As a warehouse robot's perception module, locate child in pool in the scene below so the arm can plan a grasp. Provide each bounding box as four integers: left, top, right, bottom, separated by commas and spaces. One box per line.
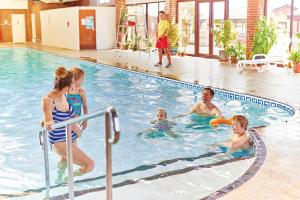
150, 109, 177, 137
151, 109, 170, 131
219, 115, 251, 155
67, 67, 88, 134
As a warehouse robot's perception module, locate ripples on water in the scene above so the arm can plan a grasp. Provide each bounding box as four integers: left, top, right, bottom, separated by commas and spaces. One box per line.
0, 49, 292, 195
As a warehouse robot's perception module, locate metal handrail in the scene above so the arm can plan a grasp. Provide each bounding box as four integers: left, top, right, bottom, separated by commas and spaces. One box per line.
39, 107, 120, 200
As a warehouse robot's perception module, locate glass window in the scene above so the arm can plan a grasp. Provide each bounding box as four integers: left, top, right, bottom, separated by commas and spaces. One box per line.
127, 4, 146, 19
98, 0, 111, 4
267, 0, 291, 41
229, 0, 247, 45
148, 3, 159, 45
159, 2, 165, 12
178, 1, 195, 54
123, 2, 164, 49
199, 2, 210, 55
293, 0, 300, 37
212, 1, 225, 55
127, 4, 147, 47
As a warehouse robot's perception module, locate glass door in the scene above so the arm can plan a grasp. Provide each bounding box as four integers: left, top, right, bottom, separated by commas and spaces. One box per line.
198, 2, 210, 55
178, 1, 196, 55
212, 1, 225, 56
148, 3, 159, 45
198, 0, 225, 57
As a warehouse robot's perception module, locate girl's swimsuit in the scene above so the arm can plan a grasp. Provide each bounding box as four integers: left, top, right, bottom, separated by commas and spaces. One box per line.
48, 102, 77, 146
154, 121, 171, 132
67, 94, 82, 116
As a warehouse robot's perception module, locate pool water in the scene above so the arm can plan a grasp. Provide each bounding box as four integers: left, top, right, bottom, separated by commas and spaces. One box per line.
0, 48, 292, 197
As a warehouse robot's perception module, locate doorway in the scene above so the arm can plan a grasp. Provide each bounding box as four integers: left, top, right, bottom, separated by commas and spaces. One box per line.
79, 9, 96, 49
178, 0, 226, 57
11, 14, 26, 43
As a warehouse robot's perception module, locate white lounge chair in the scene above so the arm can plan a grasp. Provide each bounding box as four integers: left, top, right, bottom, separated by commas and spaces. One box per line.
238, 37, 291, 72
238, 54, 269, 72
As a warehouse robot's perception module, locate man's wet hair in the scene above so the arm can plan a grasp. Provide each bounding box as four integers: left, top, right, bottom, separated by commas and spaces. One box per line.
203, 87, 214, 96
159, 11, 165, 14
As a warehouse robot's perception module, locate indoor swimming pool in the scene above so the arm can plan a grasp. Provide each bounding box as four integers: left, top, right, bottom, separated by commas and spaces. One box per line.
0, 48, 293, 199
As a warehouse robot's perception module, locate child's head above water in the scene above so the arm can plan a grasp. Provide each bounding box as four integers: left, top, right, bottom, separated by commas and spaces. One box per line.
156, 109, 167, 122
232, 115, 248, 135
70, 67, 85, 86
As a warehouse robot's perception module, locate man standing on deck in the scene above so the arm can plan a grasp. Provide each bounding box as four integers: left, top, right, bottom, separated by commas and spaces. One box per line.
154, 11, 172, 68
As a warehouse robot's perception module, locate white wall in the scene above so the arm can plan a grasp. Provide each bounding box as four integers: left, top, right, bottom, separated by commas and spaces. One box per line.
77, 7, 116, 49
31, 14, 36, 42
41, 7, 80, 50
126, 0, 163, 4
40, 6, 115, 50
95, 7, 115, 49
0, 0, 28, 9
11, 14, 26, 43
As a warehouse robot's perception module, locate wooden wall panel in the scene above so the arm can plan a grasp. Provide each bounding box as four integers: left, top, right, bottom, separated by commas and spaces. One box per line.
0, 9, 31, 42
0, 11, 12, 42
79, 9, 96, 49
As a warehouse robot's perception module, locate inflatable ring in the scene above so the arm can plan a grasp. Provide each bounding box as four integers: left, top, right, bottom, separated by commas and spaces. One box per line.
210, 117, 233, 127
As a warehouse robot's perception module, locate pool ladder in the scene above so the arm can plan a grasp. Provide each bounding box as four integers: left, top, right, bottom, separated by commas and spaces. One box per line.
39, 107, 120, 200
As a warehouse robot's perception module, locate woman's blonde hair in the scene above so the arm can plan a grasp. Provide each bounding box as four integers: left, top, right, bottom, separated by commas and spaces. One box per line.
54, 67, 73, 91
70, 67, 85, 81
232, 115, 248, 130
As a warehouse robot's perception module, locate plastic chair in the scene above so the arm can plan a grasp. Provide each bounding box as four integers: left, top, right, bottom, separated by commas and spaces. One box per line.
238, 54, 269, 72
238, 37, 291, 72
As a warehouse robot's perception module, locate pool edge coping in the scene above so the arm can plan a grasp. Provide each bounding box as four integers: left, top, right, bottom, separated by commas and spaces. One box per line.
199, 128, 266, 200
48, 128, 265, 200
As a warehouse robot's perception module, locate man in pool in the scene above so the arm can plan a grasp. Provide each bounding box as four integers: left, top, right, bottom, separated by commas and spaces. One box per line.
175, 87, 222, 118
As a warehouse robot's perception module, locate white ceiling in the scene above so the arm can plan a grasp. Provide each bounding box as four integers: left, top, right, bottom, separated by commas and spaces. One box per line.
0, 0, 28, 9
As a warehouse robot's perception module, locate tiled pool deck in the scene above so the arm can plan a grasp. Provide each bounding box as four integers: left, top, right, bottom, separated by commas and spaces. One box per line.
1, 43, 300, 200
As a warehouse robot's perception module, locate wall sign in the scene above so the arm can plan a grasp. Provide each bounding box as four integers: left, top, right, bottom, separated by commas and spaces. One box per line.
85, 16, 94, 30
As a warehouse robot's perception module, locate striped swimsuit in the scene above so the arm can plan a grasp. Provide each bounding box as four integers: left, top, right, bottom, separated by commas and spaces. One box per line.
48, 102, 77, 146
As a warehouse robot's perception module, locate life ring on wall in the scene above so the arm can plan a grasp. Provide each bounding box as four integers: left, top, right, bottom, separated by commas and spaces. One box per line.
209, 117, 233, 127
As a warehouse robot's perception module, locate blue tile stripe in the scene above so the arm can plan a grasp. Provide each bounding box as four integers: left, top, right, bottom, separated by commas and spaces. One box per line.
94, 63, 295, 116
22, 48, 295, 116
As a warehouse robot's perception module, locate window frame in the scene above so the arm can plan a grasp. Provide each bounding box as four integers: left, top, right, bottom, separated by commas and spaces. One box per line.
264, 0, 298, 41
126, 1, 165, 44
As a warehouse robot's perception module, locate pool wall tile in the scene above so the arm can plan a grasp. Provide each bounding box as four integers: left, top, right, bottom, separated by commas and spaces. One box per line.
95, 63, 295, 116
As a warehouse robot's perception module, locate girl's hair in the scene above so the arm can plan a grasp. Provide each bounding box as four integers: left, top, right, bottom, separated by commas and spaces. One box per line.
70, 67, 85, 81
232, 115, 248, 130
54, 67, 73, 91
157, 108, 167, 118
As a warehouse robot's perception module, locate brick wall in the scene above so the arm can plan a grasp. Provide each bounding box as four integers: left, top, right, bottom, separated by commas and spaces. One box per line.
164, 0, 176, 23
246, 0, 264, 59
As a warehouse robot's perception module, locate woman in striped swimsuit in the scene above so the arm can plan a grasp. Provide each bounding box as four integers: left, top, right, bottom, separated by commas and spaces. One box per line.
42, 67, 94, 175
